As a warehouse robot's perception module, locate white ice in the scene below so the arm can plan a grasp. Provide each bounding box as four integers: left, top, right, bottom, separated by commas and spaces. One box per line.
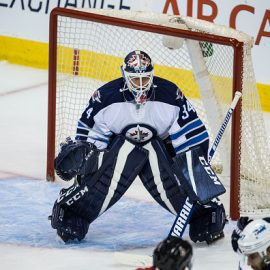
0, 61, 269, 270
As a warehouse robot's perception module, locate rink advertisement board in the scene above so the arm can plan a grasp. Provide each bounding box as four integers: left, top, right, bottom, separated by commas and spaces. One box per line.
0, 0, 269, 106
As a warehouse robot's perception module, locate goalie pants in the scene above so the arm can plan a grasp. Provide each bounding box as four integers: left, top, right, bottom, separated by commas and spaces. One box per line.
63, 135, 203, 224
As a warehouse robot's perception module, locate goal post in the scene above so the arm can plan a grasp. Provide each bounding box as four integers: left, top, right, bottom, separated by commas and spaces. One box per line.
46, 7, 270, 220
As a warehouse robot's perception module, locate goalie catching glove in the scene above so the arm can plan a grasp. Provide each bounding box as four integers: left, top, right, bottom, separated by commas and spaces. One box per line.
54, 137, 93, 181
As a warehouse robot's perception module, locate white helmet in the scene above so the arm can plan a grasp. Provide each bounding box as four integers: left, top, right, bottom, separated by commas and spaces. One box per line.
238, 219, 270, 262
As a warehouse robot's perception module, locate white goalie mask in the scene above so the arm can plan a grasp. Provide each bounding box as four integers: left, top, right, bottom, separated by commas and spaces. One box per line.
238, 219, 270, 263
121, 50, 154, 105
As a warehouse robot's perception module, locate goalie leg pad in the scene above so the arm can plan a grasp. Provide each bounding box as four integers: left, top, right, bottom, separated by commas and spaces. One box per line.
140, 138, 188, 215
189, 201, 226, 244
50, 201, 90, 242
53, 135, 149, 224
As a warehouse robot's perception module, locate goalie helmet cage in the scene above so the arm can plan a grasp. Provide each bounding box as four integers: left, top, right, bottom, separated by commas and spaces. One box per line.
47, 7, 270, 220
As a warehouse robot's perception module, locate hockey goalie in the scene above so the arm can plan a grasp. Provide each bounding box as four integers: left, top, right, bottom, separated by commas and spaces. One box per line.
49, 50, 226, 244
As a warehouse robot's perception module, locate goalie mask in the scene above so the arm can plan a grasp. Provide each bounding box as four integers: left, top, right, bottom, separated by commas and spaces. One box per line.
121, 50, 154, 105
238, 219, 270, 264
153, 236, 193, 270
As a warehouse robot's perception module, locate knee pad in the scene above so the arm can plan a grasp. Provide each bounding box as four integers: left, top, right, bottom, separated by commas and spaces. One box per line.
189, 201, 226, 244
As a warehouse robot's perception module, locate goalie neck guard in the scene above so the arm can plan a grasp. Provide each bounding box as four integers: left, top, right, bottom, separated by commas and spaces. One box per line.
121, 50, 154, 105
153, 236, 193, 270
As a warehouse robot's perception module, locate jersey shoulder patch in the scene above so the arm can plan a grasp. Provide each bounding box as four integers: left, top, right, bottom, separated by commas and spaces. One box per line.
96, 78, 125, 104
89, 78, 125, 110
79, 78, 125, 127
153, 76, 183, 106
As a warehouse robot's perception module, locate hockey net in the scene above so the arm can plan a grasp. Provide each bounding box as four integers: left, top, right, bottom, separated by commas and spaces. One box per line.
47, 7, 270, 219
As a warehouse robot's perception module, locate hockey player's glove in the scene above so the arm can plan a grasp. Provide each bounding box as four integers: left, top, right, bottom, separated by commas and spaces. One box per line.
54, 137, 93, 181
231, 216, 253, 253
49, 201, 90, 242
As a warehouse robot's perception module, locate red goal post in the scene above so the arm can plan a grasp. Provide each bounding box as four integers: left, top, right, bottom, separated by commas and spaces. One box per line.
47, 7, 270, 220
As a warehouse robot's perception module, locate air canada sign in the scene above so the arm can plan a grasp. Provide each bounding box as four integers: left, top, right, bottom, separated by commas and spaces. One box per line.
0, 0, 269, 46
163, 0, 270, 45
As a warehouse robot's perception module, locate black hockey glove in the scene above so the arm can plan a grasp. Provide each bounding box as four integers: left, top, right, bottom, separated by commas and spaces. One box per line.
54, 137, 93, 181
231, 216, 253, 252
49, 201, 90, 242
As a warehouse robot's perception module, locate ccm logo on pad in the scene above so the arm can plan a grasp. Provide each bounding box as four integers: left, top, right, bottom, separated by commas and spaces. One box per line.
199, 156, 221, 185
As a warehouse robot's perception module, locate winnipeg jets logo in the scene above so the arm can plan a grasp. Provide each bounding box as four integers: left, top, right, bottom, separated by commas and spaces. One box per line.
92, 90, 101, 103
254, 225, 266, 236
129, 126, 149, 141
123, 124, 155, 143
128, 53, 150, 71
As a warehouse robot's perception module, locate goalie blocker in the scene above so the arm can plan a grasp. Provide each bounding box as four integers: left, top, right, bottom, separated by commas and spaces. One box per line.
50, 135, 226, 243
166, 144, 226, 243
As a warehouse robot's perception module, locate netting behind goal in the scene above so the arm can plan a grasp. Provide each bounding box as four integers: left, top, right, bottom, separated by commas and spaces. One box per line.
47, 7, 270, 219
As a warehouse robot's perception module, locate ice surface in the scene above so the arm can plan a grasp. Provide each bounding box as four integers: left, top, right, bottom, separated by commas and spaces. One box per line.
0, 177, 240, 270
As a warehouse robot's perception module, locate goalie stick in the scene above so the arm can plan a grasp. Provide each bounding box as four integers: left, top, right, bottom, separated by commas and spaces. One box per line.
208, 91, 242, 162
169, 91, 242, 238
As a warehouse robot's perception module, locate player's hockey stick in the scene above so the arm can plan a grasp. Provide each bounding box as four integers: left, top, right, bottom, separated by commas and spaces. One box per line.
169, 91, 242, 238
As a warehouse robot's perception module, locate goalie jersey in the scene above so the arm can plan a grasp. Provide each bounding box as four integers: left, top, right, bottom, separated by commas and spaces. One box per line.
75, 76, 209, 156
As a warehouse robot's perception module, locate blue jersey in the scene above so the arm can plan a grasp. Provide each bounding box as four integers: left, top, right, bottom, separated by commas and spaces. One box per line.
76, 76, 209, 156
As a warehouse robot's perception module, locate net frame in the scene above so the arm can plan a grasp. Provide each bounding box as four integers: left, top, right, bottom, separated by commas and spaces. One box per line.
47, 7, 246, 219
